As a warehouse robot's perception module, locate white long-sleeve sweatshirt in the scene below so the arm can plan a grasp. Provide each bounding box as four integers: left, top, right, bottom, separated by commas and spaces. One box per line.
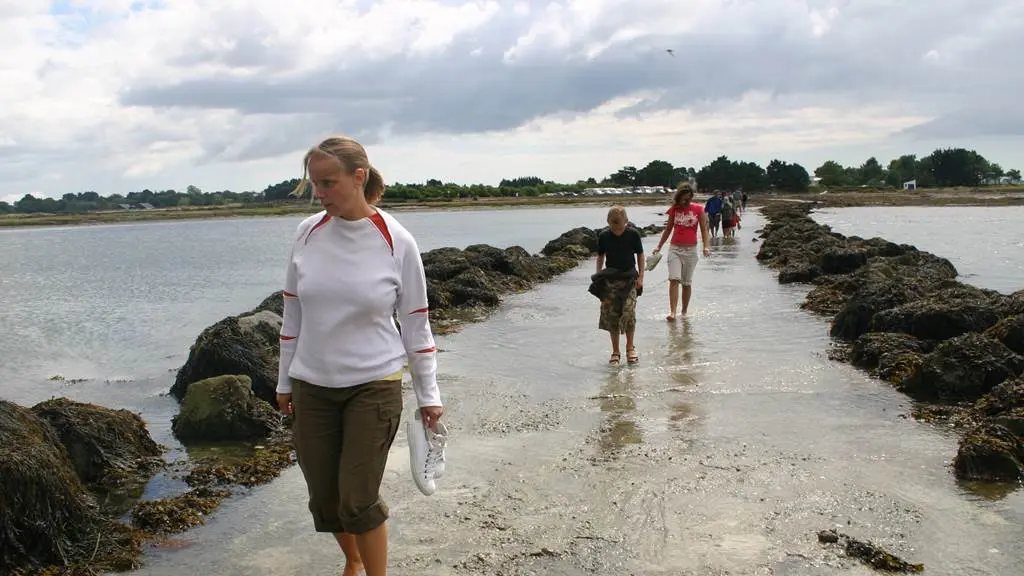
275, 208, 441, 408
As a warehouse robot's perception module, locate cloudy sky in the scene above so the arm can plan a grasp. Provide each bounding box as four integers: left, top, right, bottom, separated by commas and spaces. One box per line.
2, 0, 1022, 201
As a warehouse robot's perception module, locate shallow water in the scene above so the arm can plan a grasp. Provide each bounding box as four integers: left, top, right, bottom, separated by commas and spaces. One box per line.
1, 206, 1022, 575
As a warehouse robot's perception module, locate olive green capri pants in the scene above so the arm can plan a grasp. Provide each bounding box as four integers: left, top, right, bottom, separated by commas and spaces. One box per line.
291, 378, 403, 535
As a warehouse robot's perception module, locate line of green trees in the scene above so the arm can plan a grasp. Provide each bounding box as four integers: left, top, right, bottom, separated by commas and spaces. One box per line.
815, 149, 1021, 188
2, 147, 1018, 215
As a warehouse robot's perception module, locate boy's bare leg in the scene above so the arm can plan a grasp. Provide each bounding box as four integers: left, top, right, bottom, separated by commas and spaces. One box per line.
626, 330, 638, 363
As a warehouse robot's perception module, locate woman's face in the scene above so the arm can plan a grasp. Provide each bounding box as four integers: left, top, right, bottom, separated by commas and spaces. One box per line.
308, 153, 367, 217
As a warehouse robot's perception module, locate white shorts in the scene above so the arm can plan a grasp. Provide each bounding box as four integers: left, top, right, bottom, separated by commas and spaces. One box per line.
667, 244, 699, 285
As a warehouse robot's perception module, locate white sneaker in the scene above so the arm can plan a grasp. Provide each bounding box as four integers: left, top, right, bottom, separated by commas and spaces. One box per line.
407, 410, 448, 496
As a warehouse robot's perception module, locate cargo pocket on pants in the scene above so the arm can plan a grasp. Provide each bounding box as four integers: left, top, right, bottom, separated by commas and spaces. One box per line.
378, 402, 402, 453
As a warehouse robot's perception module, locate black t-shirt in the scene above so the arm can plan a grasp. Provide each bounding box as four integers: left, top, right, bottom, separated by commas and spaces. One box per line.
597, 227, 644, 272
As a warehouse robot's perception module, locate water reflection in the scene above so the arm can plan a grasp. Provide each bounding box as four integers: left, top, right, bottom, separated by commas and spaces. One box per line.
664, 318, 700, 388
711, 236, 742, 260
595, 369, 642, 458
957, 478, 1022, 502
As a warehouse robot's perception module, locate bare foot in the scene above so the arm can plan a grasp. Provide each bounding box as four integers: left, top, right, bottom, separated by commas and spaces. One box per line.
343, 562, 366, 576
666, 314, 676, 322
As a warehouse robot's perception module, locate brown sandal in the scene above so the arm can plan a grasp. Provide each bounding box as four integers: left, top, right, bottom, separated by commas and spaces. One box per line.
627, 347, 639, 364
609, 353, 620, 365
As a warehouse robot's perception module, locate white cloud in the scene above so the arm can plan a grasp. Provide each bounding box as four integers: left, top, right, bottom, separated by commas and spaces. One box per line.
0, 0, 1022, 201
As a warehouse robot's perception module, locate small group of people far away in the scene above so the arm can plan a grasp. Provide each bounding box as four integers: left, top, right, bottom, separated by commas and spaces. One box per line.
589, 181, 743, 365
702, 187, 746, 238
271, 135, 747, 575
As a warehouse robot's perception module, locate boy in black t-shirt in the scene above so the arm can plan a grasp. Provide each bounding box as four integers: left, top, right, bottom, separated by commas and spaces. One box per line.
594, 206, 645, 365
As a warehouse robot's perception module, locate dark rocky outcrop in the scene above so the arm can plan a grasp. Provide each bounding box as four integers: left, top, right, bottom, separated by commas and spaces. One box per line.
899, 333, 1024, 401
253, 290, 284, 316
0, 400, 140, 575
869, 284, 1007, 341
985, 315, 1024, 355
975, 377, 1024, 436
171, 375, 282, 444
31, 398, 164, 491
171, 308, 283, 407
542, 226, 600, 257
850, 332, 928, 371
757, 201, 1024, 484
953, 423, 1023, 482
423, 244, 578, 313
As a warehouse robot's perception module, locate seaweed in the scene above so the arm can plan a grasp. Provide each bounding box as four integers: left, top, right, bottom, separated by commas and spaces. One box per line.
130, 487, 231, 534
0, 401, 142, 575
818, 529, 924, 573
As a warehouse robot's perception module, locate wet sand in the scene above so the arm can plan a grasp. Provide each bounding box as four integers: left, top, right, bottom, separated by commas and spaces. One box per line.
138, 209, 1023, 576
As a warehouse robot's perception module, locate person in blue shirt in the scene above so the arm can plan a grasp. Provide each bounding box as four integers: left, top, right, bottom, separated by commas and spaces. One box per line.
704, 190, 723, 237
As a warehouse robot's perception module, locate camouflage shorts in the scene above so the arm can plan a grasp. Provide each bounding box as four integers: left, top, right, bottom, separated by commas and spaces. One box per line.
598, 278, 637, 333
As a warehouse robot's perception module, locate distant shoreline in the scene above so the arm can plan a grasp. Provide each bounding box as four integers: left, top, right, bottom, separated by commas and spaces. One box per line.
2, 187, 1022, 229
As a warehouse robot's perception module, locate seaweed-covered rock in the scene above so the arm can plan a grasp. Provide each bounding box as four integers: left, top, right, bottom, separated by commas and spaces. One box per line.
802, 283, 847, 315
442, 267, 504, 308
778, 261, 821, 284
30, 398, 164, 490
1008, 289, 1024, 316
869, 283, 1007, 341
422, 247, 473, 281
850, 333, 926, 370
952, 423, 1024, 482
0, 401, 139, 574
830, 278, 919, 341
973, 377, 1024, 436
985, 315, 1024, 355
974, 377, 1024, 415
857, 237, 909, 258
876, 351, 925, 386
818, 246, 868, 275
421, 241, 578, 316
171, 375, 282, 444
828, 256, 959, 342
252, 290, 284, 316
901, 333, 1024, 401
541, 226, 598, 257
130, 486, 230, 535
171, 309, 282, 406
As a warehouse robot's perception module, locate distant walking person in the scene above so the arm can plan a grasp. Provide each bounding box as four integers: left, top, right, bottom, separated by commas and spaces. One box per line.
740, 190, 748, 212
654, 182, 711, 321
720, 195, 737, 238
275, 135, 444, 576
704, 189, 723, 237
591, 206, 645, 365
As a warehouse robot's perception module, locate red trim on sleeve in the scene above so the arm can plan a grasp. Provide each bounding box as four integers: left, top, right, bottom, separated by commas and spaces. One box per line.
304, 214, 331, 244
369, 211, 393, 253
409, 307, 429, 315
280, 335, 296, 341
283, 290, 297, 298
415, 346, 436, 354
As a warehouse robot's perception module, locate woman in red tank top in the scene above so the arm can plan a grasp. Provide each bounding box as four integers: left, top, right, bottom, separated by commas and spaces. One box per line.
653, 182, 711, 320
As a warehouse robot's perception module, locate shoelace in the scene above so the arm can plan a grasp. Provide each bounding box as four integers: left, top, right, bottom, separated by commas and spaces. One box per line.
423, 434, 446, 476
